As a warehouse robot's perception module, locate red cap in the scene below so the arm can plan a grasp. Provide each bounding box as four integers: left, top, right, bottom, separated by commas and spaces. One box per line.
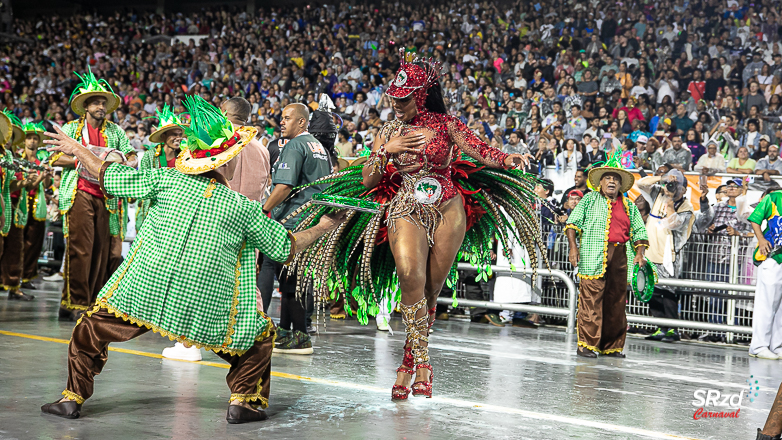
568, 189, 584, 198
385, 64, 428, 99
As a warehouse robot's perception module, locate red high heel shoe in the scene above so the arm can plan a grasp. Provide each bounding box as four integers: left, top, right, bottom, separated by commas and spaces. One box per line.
411, 363, 433, 398
392, 344, 415, 400
392, 365, 415, 400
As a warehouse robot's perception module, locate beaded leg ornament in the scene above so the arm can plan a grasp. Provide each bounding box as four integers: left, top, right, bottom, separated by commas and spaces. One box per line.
398, 297, 433, 398
392, 297, 429, 400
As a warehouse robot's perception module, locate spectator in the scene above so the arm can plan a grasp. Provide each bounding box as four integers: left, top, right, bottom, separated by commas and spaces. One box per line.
742, 121, 765, 153
685, 128, 706, 164
560, 169, 590, 207
671, 103, 694, 135
564, 105, 587, 141
755, 145, 782, 190
555, 189, 583, 225
727, 146, 757, 174
661, 134, 692, 171
638, 170, 695, 343
745, 81, 768, 114
694, 143, 727, 175
534, 178, 558, 227
655, 70, 679, 104
335, 129, 353, 157
555, 139, 582, 177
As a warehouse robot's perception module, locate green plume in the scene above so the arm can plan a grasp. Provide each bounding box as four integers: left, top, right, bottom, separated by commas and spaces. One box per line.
69, 66, 115, 104
179, 96, 234, 151
21, 122, 45, 134
155, 104, 184, 128
2, 109, 22, 127
591, 149, 624, 170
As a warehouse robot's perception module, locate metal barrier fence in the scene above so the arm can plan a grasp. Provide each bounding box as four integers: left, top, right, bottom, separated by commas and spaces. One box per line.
447, 224, 758, 343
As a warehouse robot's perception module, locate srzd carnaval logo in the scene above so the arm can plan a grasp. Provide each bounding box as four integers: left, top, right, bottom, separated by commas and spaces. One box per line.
690, 376, 760, 420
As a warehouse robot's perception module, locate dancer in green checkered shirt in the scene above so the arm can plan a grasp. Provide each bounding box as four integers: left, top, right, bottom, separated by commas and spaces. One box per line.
565, 157, 648, 359
40, 96, 345, 424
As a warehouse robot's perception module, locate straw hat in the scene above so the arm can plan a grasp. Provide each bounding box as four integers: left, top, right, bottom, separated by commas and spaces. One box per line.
21, 121, 46, 143
587, 151, 635, 194
69, 68, 120, 116
2, 109, 25, 146
149, 105, 189, 144
0, 111, 11, 146
174, 96, 257, 175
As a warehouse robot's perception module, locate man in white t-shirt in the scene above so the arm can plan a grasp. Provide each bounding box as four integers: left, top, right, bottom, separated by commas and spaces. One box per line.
655, 70, 679, 104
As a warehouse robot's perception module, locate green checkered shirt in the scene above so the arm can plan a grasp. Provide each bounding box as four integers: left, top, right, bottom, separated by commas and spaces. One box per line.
566, 191, 648, 279
135, 144, 164, 233
93, 164, 292, 354
0, 149, 13, 235
58, 118, 134, 238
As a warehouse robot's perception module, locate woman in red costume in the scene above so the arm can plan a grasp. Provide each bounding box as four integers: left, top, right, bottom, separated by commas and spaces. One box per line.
362, 55, 530, 399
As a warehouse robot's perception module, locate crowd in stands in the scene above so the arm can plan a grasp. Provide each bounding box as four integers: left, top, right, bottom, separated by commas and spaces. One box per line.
0, 0, 778, 177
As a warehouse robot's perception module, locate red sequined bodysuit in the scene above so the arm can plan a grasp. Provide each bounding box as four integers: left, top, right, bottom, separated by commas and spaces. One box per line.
378, 109, 509, 245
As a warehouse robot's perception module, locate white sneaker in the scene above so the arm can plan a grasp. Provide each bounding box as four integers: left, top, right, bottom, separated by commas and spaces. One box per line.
749, 347, 779, 360
43, 273, 64, 281
376, 317, 390, 331
162, 342, 202, 361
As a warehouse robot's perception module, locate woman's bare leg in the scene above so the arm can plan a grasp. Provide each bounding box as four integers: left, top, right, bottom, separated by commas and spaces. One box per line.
417, 196, 467, 383
388, 217, 429, 389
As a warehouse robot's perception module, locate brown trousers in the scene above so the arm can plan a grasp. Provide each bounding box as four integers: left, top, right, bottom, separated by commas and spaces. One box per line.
0, 210, 24, 290
66, 308, 275, 407
61, 190, 110, 311
577, 242, 628, 354
107, 235, 123, 277
23, 211, 46, 282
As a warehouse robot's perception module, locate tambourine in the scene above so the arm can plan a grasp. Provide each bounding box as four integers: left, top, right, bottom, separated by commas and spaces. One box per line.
77, 146, 126, 184
631, 259, 657, 303
311, 193, 381, 214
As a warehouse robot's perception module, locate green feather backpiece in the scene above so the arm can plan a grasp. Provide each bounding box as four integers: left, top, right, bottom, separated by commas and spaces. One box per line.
282, 155, 548, 325
179, 96, 234, 152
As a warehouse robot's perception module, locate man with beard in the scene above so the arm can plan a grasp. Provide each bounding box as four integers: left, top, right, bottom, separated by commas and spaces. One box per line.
49, 70, 136, 321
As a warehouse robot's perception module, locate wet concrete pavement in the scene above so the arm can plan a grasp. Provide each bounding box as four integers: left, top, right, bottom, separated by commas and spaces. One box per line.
0, 281, 776, 440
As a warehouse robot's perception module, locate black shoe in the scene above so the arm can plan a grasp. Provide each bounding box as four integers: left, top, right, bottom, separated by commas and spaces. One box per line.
603, 351, 626, 358
21, 281, 36, 290
41, 399, 81, 419
58, 308, 73, 321
8, 290, 34, 301
226, 404, 268, 424
275, 328, 293, 347
577, 347, 597, 358
661, 330, 681, 343
757, 428, 781, 440
274, 330, 313, 355
645, 329, 665, 341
